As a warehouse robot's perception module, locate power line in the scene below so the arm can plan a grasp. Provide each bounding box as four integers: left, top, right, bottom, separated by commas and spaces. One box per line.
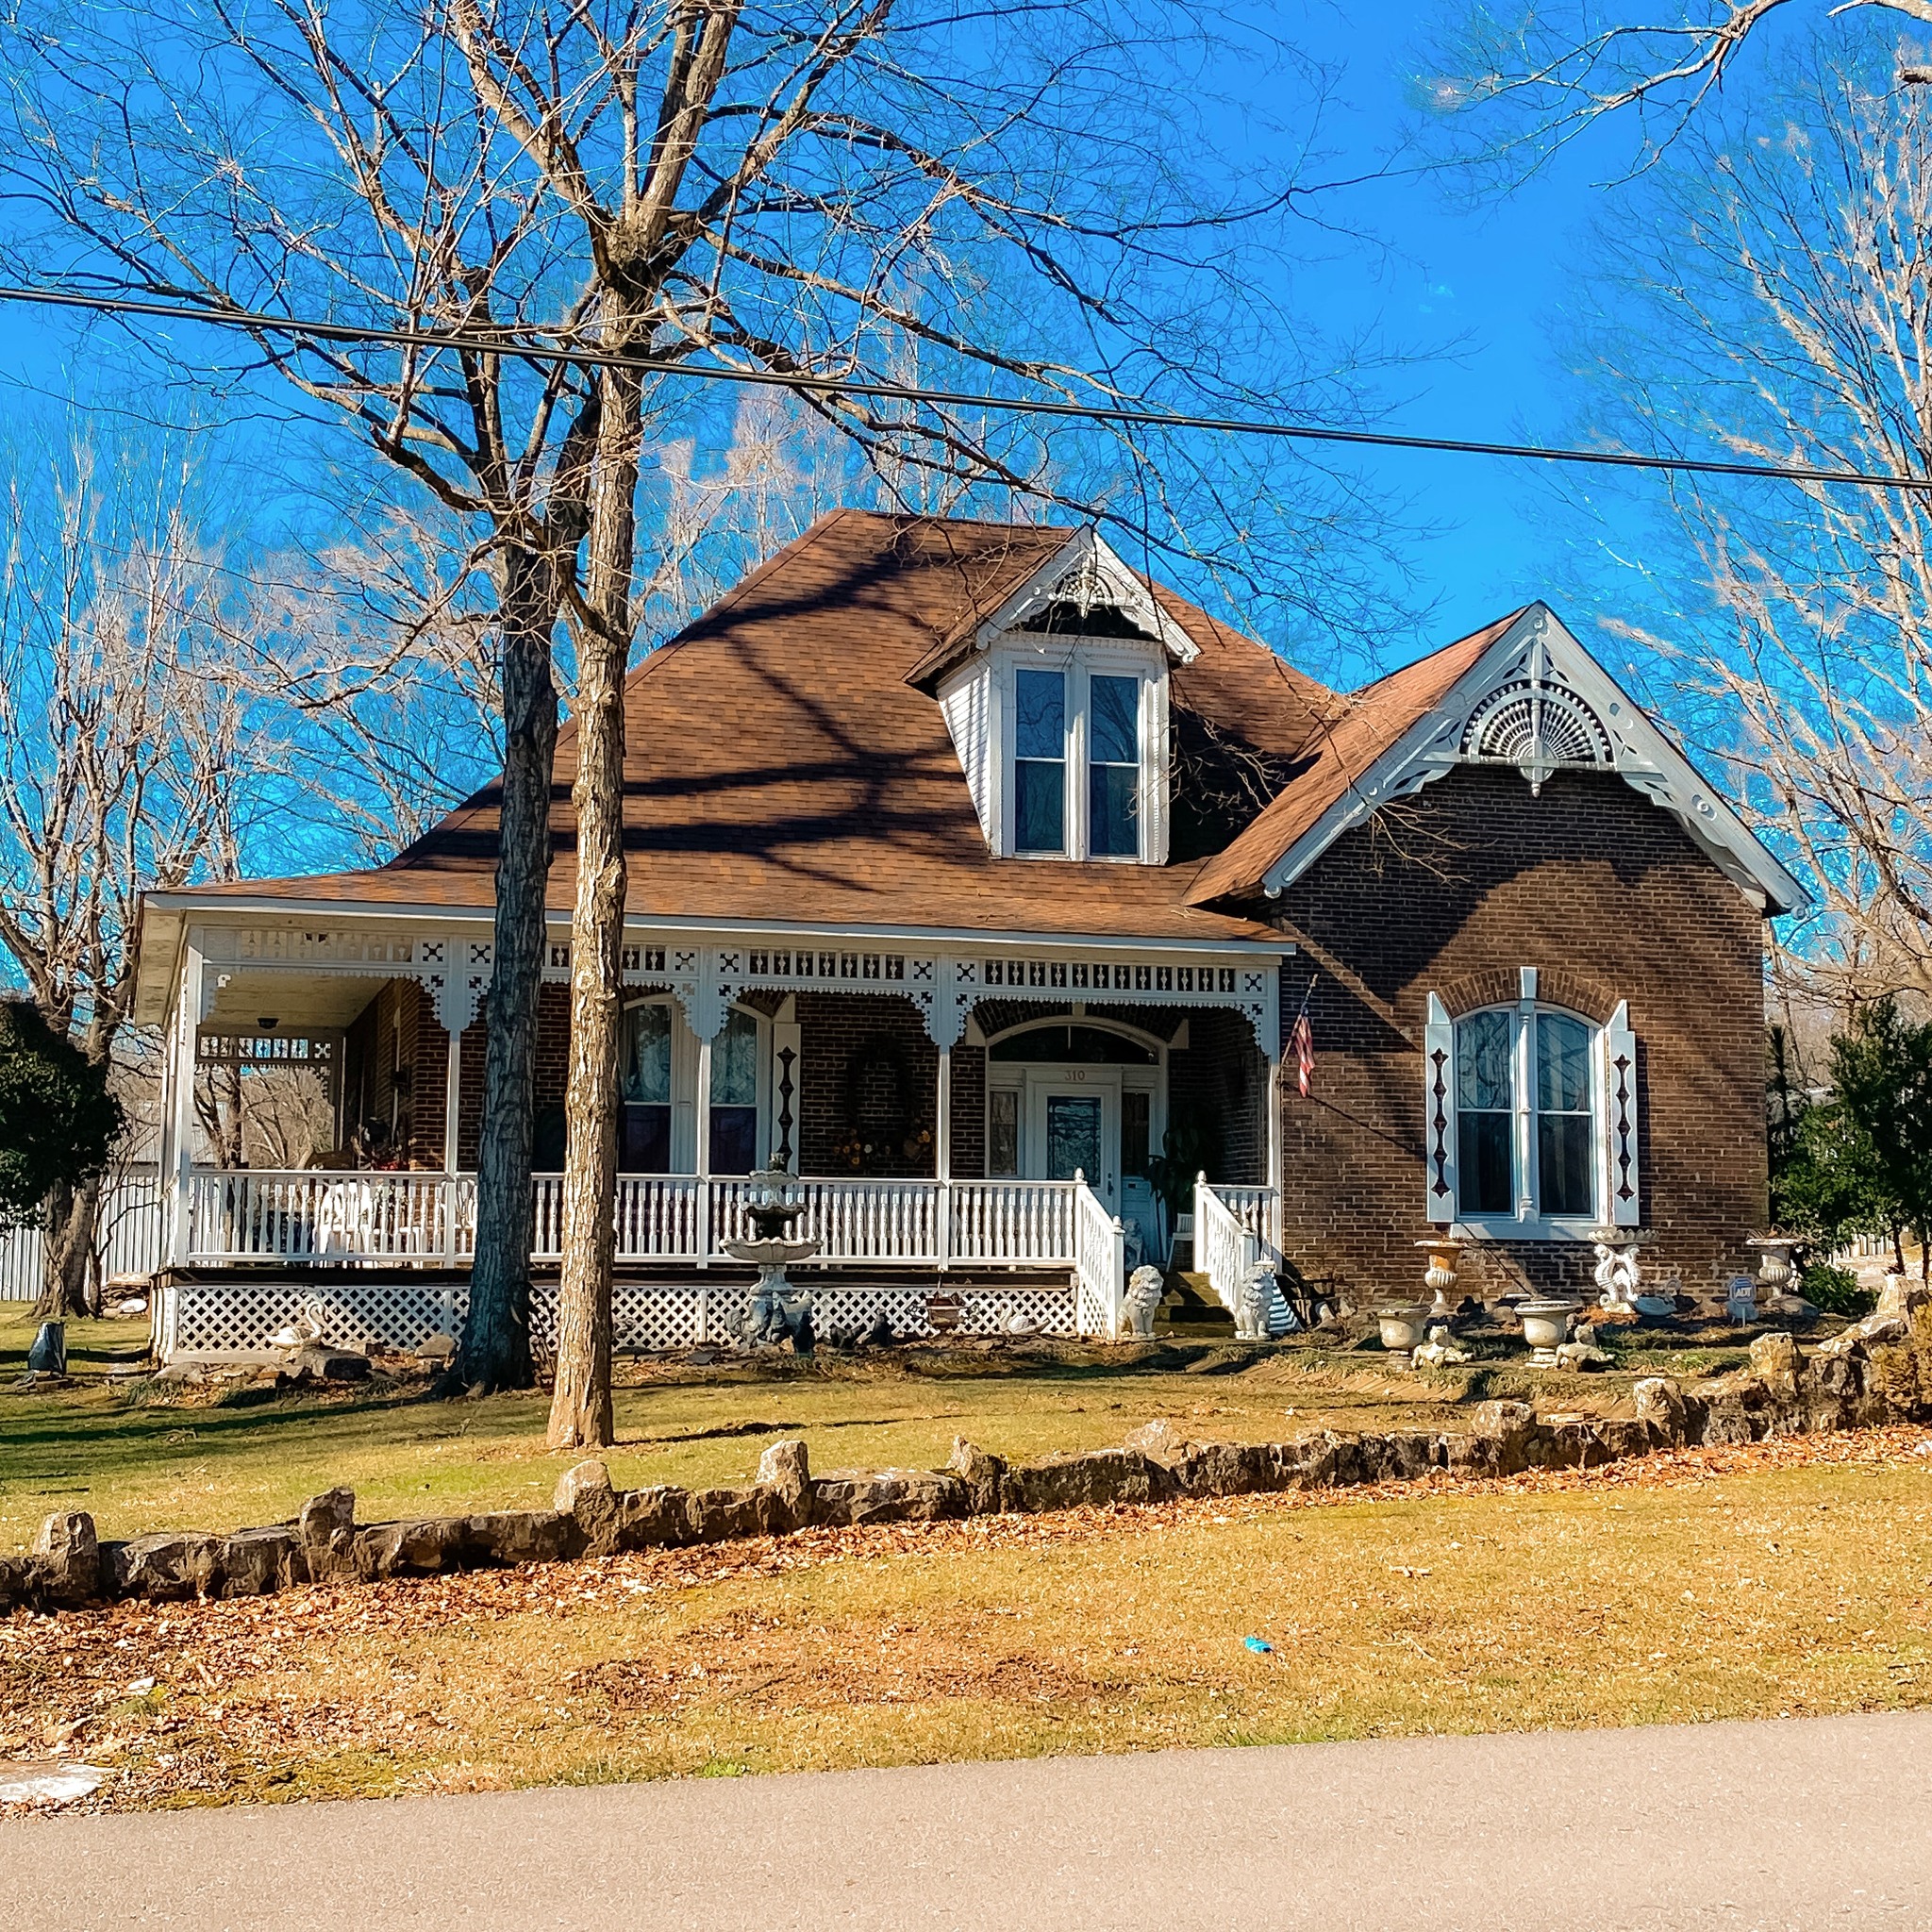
2, 280, 1926, 494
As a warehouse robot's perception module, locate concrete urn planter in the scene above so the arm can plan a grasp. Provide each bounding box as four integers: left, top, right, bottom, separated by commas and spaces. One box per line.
1517, 1299, 1582, 1353
1375, 1306, 1431, 1353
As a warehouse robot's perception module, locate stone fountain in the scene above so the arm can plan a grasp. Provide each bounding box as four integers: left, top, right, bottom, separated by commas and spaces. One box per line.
724, 1154, 821, 1351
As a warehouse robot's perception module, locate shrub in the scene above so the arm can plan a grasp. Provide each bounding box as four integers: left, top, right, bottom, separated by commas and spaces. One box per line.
1797, 1259, 1874, 1319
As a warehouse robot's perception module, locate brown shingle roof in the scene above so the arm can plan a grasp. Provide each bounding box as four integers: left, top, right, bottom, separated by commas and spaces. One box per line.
187, 509, 1347, 945
1184, 608, 1527, 907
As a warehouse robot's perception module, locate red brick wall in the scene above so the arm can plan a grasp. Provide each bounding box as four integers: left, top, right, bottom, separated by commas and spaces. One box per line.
796, 992, 940, 1177
1169, 1007, 1267, 1185
1269, 765, 1769, 1305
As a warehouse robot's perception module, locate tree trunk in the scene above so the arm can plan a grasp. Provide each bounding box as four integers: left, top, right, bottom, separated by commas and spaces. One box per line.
548, 350, 642, 1452
461, 543, 563, 1393
36, 1174, 102, 1320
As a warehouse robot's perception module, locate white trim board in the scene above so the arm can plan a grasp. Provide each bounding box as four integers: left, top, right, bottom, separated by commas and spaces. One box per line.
1256, 604, 1808, 916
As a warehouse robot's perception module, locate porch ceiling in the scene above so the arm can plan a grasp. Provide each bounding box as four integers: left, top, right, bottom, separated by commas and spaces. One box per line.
198, 968, 382, 1035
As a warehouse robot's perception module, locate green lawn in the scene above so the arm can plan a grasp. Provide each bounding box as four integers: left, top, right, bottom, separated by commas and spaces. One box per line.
0, 1302, 1757, 1554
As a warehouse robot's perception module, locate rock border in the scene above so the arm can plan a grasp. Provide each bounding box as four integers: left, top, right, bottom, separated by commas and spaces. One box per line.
7, 1319, 1927, 1615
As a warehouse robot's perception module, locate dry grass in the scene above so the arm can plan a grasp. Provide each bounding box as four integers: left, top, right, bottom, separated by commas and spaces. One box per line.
0, 1299, 1655, 1555
5, 1427, 1930, 1812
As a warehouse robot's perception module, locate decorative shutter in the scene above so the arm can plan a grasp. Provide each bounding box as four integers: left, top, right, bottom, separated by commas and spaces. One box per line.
770, 1022, 802, 1169
1424, 991, 1457, 1224
1599, 999, 1641, 1227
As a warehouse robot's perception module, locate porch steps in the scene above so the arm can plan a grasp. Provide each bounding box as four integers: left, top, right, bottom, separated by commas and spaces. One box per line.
1156, 1272, 1234, 1336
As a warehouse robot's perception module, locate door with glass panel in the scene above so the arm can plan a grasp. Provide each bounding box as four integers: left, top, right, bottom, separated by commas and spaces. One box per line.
1024, 1072, 1120, 1210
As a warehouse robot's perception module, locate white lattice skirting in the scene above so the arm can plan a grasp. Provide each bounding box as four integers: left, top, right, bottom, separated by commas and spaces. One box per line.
160, 1277, 1080, 1360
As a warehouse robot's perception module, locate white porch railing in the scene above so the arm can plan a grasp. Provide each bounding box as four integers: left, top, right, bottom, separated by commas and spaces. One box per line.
182, 1168, 1106, 1275
184, 1169, 473, 1264
1073, 1174, 1126, 1338
1193, 1175, 1290, 1335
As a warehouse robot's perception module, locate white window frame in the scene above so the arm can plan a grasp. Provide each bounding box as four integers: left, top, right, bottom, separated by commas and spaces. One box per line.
989, 641, 1169, 863
622, 993, 770, 1175
1425, 972, 1636, 1241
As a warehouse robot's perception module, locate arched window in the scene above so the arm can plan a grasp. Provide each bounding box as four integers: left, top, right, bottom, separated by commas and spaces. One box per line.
1452, 1003, 1599, 1224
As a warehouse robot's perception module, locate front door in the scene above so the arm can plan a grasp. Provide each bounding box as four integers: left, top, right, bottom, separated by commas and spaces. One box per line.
1024, 1070, 1120, 1210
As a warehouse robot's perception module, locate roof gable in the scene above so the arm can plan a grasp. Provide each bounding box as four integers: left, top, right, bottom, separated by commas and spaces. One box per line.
1188, 603, 1807, 915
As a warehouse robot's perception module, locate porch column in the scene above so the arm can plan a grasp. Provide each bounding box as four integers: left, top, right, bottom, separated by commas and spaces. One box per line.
167, 947, 203, 1267
695, 1032, 712, 1269
934, 1045, 952, 1271
442, 1031, 461, 1174
1265, 1050, 1284, 1258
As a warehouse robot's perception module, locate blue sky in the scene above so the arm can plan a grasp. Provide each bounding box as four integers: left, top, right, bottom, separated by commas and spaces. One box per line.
0, 0, 1790, 681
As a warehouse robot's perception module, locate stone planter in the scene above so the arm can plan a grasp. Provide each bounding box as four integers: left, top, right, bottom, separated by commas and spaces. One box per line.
1416, 1238, 1464, 1317
1517, 1299, 1582, 1362
1375, 1305, 1431, 1354
1747, 1234, 1800, 1302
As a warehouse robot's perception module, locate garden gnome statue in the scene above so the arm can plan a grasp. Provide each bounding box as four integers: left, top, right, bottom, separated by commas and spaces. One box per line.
1123, 1265, 1164, 1340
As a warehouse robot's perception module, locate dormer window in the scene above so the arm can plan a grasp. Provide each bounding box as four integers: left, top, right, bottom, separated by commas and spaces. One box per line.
1089, 675, 1141, 857
1003, 658, 1156, 861
924, 526, 1190, 866
1015, 669, 1068, 854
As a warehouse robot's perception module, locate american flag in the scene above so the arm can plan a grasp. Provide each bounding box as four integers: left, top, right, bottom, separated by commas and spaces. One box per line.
1291, 1008, 1315, 1097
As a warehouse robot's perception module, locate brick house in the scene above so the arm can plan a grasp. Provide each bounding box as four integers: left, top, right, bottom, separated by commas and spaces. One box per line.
133, 510, 1803, 1353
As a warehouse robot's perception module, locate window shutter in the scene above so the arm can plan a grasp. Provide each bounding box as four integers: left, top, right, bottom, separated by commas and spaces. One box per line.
1599, 999, 1640, 1227
770, 1022, 802, 1169
1424, 991, 1456, 1224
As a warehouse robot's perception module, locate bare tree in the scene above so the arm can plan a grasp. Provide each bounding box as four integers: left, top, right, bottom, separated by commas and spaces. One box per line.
1518, 42, 1932, 1003
6, 0, 1411, 1427
1, 0, 606, 1387
435, 0, 1411, 1448
1421, 0, 1932, 172
0, 425, 260, 1315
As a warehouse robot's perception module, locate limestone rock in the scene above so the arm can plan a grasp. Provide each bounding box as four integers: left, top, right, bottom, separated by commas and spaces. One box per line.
415, 1332, 459, 1365
686, 1485, 778, 1543
1633, 1376, 1688, 1442
283, 1345, 371, 1384
1749, 1330, 1801, 1395
812, 1469, 967, 1526
352, 1517, 467, 1579
216, 1525, 307, 1595
755, 1439, 812, 1516
105, 1531, 227, 1601
461, 1509, 575, 1567
610, 1486, 693, 1551
1466, 1400, 1541, 1474
1001, 1446, 1172, 1514
554, 1458, 614, 1514
945, 1437, 1006, 1514
32, 1510, 99, 1605
297, 1487, 356, 1567
1121, 1419, 1192, 1464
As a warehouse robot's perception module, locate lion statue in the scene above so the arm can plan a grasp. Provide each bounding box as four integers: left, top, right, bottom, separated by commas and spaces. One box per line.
1122, 1264, 1166, 1340
1234, 1262, 1279, 1341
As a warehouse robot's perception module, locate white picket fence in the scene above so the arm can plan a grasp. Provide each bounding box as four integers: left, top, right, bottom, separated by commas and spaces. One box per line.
0, 1168, 165, 1301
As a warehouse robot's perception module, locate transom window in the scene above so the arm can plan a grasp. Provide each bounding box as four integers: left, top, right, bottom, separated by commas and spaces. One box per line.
1455, 1005, 1598, 1224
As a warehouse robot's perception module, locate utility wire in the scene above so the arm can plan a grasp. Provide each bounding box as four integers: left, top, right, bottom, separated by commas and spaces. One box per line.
3, 280, 1926, 494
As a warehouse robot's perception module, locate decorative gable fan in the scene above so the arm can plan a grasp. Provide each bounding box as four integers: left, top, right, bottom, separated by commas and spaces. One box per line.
1457, 618, 1614, 795
1460, 677, 1613, 793
975, 525, 1199, 663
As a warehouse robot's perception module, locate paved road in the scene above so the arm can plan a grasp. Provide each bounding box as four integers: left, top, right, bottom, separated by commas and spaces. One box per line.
5, 1712, 1930, 1930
